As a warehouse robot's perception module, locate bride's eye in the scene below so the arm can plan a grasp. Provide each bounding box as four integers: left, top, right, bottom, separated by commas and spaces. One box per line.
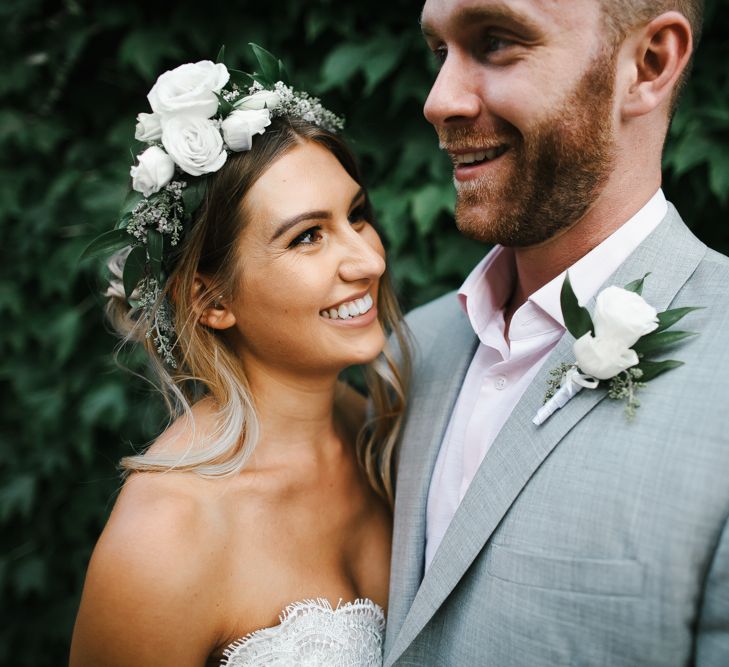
348, 201, 371, 225
289, 226, 323, 247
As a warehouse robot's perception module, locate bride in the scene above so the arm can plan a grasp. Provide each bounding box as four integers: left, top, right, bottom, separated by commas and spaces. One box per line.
70, 49, 410, 666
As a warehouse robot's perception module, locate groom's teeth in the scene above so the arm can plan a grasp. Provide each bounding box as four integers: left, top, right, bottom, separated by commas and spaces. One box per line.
321, 293, 374, 320
455, 147, 505, 165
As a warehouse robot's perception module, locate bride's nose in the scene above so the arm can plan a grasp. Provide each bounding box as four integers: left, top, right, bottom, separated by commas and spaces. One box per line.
337, 227, 386, 283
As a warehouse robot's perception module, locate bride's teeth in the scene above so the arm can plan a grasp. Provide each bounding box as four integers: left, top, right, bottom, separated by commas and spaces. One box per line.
328, 308, 338, 319
355, 298, 366, 313
364, 293, 373, 308
322, 310, 330, 318
338, 304, 350, 319
321, 292, 374, 320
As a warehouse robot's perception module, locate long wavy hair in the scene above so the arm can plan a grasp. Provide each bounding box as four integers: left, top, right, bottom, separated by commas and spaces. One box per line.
106, 117, 411, 504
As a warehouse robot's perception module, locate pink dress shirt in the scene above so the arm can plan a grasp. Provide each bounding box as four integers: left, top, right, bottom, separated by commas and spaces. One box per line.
424, 189, 669, 569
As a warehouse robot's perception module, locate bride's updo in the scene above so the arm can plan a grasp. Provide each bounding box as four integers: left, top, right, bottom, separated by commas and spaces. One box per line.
105, 116, 410, 503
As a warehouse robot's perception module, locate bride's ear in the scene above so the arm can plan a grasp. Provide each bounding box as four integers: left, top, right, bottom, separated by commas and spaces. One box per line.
193, 274, 236, 330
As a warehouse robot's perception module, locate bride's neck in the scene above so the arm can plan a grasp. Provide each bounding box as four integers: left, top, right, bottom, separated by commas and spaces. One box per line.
243, 359, 344, 465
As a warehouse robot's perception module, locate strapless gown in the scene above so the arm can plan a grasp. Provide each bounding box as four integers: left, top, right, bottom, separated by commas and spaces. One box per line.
219, 598, 385, 666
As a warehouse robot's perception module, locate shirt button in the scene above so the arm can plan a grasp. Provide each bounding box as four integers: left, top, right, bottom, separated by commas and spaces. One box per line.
495, 375, 507, 390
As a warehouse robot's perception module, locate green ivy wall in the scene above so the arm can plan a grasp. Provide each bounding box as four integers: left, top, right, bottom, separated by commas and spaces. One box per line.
1, 1, 727, 663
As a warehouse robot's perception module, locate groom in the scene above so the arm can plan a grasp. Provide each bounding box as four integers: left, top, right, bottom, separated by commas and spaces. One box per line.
386, 1, 729, 665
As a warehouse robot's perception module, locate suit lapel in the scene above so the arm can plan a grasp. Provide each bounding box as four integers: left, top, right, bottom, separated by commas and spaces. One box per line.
384, 299, 478, 656
385, 206, 706, 665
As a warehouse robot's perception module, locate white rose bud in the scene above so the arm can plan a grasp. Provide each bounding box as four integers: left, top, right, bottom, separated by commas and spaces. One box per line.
221, 109, 271, 152
161, 115, 227, 176
147, 60, 230, 119
234, 90, 282, 111
130, 146, 175, 197
593, 286, 659, 348
573, 333, 640, 380
134, 112, 162, 142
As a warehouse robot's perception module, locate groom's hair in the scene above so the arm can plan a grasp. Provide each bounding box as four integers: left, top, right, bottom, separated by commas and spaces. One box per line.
599, 0, 704, 108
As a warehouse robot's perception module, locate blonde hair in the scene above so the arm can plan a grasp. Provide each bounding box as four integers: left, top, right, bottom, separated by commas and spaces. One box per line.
106, 117, 411, 504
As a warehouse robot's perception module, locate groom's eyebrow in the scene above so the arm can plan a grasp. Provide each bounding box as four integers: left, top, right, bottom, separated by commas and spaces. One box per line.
420, 5, 541, 38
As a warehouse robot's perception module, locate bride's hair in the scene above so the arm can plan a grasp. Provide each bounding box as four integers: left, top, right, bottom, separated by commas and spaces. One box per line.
106, 117, 410, 504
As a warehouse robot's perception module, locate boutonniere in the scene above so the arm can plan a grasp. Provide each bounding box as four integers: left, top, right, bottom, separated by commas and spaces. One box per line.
532, 273, 700, 426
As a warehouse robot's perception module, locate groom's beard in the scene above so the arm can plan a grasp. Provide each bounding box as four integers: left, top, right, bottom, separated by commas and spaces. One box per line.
441, 48, 618, 248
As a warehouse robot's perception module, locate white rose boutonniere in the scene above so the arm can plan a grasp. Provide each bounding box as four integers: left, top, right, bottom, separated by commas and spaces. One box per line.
533, 273, 700, 425
221, 108, 272, 151
148, 60, 230, 119
161, 115, 227, 176
130, 145, 175, 197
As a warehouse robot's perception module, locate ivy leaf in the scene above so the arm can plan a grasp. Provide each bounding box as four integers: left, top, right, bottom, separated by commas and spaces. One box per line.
216, 45, 226, 64
249, 43, 280, 84
655, 306, 703, 333
635, 359, 684, 382
560, 273, 594, 339
624, 273, 650, 295
633, 330, 697, 356
147, 229, 164, 281
123, 245, 146, 297
80, 228, 130, 260
411, 183, 453, 235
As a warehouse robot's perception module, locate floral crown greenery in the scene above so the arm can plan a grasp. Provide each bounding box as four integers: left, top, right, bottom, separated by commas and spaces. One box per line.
82, 44, 344, 367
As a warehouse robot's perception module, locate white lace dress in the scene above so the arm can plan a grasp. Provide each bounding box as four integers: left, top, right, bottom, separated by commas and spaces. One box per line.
220, 598, 385, 666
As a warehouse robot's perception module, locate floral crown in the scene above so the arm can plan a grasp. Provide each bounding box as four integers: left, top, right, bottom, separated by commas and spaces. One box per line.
83, 44, 344, 367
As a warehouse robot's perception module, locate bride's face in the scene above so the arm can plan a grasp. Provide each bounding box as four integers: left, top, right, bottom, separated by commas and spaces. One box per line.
228, 141, 387, 376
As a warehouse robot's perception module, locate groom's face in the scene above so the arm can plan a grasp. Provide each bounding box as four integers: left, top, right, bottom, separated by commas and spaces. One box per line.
421, 0, 618, 247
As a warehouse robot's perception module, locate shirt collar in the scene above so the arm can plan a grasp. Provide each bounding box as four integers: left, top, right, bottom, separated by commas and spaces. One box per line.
458, 188, 669, 332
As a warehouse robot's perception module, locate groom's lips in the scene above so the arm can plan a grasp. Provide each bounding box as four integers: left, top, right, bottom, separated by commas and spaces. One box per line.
448, 145, 510, 182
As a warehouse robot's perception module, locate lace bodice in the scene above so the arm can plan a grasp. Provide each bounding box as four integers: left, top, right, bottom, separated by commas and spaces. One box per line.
220, 598, 385, 666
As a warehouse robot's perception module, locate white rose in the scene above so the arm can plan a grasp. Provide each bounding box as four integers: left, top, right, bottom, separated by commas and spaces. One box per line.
573, 333, 640, 380
593, 285, 659, 348
221, 109, 271, 152
147, 60, 230, 119
130, 146, 175, 197
161, 115, 227, 176
234, 90, 281, 111
134, 112, 162, 142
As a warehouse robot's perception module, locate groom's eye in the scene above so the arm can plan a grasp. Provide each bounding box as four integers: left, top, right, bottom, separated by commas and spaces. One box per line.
431, 46, 448, 67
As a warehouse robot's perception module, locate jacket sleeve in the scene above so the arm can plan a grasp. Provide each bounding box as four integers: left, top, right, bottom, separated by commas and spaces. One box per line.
696, 513, 729, 666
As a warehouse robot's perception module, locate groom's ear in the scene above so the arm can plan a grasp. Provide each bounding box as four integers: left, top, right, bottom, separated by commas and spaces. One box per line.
193, 273, 236, 330
618, 11, 692, 120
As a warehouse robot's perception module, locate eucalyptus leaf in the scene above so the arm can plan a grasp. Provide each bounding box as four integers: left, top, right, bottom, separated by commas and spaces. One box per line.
624, 273, 650, 294
655, 306, 703, 333
560, 273, 594, 339
123, 245, 146, 297
147, 229, 164, 281
635, 359, 684, 382
633, 330, 697, 356
249, 43, 280, 84
80, 228, 131, 260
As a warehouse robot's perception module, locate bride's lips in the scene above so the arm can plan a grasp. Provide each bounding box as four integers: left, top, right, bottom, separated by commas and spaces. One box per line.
319, 289, 378, 328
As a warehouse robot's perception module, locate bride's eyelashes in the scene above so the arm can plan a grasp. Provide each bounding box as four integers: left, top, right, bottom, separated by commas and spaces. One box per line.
287, 202, 372, 248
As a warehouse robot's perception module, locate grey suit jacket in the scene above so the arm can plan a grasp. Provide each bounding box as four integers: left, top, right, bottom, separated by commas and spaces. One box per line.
385, 206, 729, 666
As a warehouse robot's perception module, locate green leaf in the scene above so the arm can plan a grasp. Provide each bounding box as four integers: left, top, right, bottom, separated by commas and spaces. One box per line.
277, 59, 289, 83
249, 43, 280, 84
633, 330, 697, 356
214, 91, 233, 118
182, 179, 207, 219
216, 45, 226, 64
635, 359, 684, 382
228, 68, 251, 89
560, 273, 593, 339
241, 70, 271, 88
655, 306, 703, 333
80, 228, 131, 260
624, 273, 650, 294
320, 43, 365, 90
147, 229, 164, 281
411, 184, 453, 235
119, 189, 144, 220
123, 245, 146, 297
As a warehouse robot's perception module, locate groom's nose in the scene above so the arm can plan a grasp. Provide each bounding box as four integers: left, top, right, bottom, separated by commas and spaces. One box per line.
424, 50, 482, 127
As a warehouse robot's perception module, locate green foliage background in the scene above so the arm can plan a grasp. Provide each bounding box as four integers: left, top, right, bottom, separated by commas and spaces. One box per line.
1, 0, 727, 662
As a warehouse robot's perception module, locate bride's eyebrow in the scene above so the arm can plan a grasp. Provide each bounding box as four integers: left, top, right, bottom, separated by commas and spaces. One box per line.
270, 188, 366, 241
